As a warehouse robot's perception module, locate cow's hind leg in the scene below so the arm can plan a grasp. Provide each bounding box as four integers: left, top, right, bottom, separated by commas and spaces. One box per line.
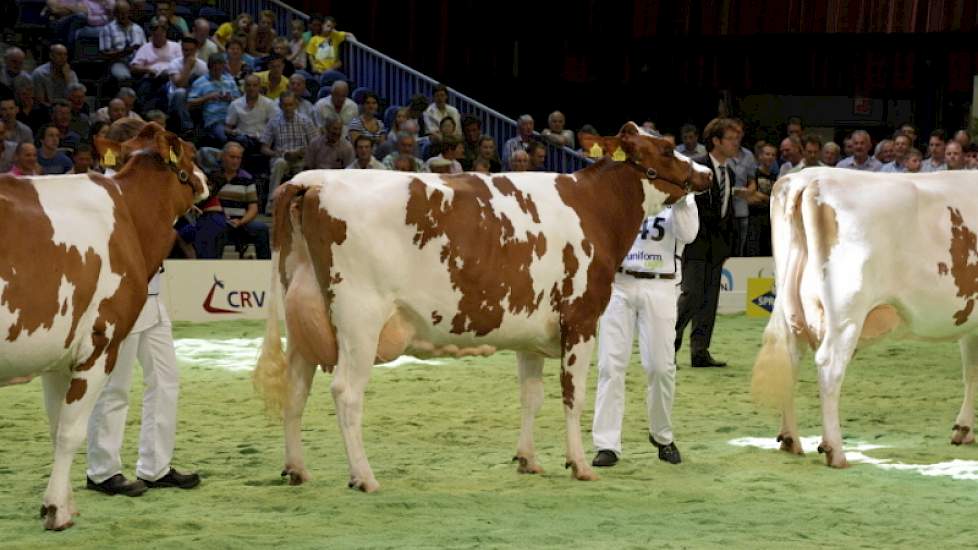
778, 335, 804, 455
814, 323, 860, 469
952, 334, 978, 445
513, 352, 545, 474
40, 365, 109, 530
561, 338, 599, 481
282, 349, 317, 485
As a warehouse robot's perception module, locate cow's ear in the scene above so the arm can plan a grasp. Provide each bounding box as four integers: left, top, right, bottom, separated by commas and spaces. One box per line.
579, 133, 625, 159
154, 131, 183, 166
93, 136, 122, 169
139, 121, 166, 140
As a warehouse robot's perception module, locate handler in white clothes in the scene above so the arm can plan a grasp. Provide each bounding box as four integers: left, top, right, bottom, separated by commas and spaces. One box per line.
591, 193, 699, 467
86, 271, 200, 495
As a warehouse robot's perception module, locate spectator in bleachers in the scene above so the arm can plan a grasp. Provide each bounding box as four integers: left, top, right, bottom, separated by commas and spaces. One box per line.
225, 74, 278, 154
526, 140, 546, 171
314, 79, 357, 131
90, 120, 109, 141
954, 129, 971, 149
842, 135, 853, 157
261, 91, 318, 212
303, 14, 323, 42
509, 149, 530, 172
66, 83, 92, 136
821, 141, 840, 166
37, 125, 74, 175
188, 53, 241, 142
93, 94, 142, 125
77, 0, 115, 40
460, 115, 483, 170
144, 109, 167, 127
348, 91, 386, 150
130, 17, 182, 111
263, 38, 296, 77
422, 116, 458, 158
100, 0, 146, 82
900, 123, 918, 147
501, 114, 535, 170
0, 48, 29, 90
422, 84, 461, 141
225, 74, 278, 153
71, 143, 95, 173
254, 55, 288, 100
47, 0, 88, 46
347, 134, 385, 169
474, 135, 501, 173
14, 79, 49, 130
192, 18, 220, 63
304, 112, 354, 170
9, 142, 41, 175
795, 134, 824, 173
728, 120, 757, 257
785, 116, 803, 140
966, 144, 978, 169
223, 38, 254, 89
392, 156, 415, 172
677, 124, 706, 157
776, 135, 802, 176
210, 142, 270, 259
50, 100, 82, 150
381, 131, 423, 172
836, 129, 881, 171
881, 132, 912, 173
289, 74, 315, 121
166, 36, 207, 135
287, 19, 309, 72
743, 141, 777, 257
0, 98, 33, 144
922, 130, 947, 172
214, 12, 253, 49
905, 147, 923, 172
152, 1, 189, 39
248, 10, 277, 57
542, 110, 574, 149
33, 44, 78, 106
641, 120, 657, 133
945, 140, 966, 170
407, 94, 428, 134
874, 139, 894, 164
306, 15, 354, 75
472, 158, 491, 174
0, 121, 16, 172
661, 133, 676, 146
424, 134, 463, 173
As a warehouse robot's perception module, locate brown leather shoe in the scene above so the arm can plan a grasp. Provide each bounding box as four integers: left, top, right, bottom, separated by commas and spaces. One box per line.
86, 474, 148, 497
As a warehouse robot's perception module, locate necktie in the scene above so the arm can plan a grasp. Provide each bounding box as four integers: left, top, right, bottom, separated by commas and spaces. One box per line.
718, 166, 727, 217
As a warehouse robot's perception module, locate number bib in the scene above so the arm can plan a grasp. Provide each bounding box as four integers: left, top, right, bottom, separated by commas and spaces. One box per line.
620, 206, 679, 274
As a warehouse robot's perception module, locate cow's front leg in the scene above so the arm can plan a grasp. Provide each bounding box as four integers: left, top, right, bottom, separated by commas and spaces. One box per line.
41, 365, 109, 530
282, 350, 316, 485
561, 338, 599, 481
815, 324, 859, 469
513, 352, 545, 474
952, 335, 978, 445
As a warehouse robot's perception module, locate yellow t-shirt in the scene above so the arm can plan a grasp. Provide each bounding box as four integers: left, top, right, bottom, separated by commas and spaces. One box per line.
305, 31, 347, 73
255, 70, 288, 100
214, 22, 235, 46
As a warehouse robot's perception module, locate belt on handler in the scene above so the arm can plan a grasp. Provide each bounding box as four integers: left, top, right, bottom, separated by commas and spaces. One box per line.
617, 268, 676, 280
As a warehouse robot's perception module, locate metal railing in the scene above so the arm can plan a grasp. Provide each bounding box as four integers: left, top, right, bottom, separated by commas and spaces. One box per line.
209, 0, 591, 173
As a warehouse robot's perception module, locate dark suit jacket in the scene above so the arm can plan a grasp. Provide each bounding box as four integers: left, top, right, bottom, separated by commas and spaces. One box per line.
683, 153, 735, 264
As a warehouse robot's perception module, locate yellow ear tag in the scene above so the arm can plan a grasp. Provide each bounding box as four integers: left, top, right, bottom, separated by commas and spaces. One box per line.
169, 147, 179, 164
612, 147, 627, 161
588, 143, 604, 158
103, 149, 117, 167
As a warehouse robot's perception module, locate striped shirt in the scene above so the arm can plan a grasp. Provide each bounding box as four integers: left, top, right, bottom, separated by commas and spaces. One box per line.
211, 169, 258, 219
260, 111, 318, 153
99, 19, 146, 54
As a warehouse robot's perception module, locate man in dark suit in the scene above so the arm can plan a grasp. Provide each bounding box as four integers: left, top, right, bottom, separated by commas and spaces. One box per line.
675, 117, 740, 368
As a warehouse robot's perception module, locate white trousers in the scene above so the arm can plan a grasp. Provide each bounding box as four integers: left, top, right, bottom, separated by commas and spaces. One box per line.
592, 273, 678, 455
86, 296, 179, 482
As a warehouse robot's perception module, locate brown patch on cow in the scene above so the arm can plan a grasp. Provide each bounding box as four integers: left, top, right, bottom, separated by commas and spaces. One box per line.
330, 272, 343, 285
404, 174, 546, 336
492, 176, 540, 223
946, 207, 978, 326
813, 197, 840, 264
550, 162, 647, 351
859, 305, 904, 342
560, 244, 578, 296
299, 191, 348, 305
65, 377, 87, 403
431, 311, 443, 325
272, 184, 312, 288
567, 353, 577, 366
560, 366, 574, 408
581, 238, 592, 256
938, 262, 949, 276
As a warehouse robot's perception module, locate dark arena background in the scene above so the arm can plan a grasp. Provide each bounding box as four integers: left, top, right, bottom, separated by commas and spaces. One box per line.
2, 0, 978, 547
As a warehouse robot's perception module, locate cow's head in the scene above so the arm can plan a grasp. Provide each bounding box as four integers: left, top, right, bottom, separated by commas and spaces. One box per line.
580, 122, 713, 205
94, 121, 209, 206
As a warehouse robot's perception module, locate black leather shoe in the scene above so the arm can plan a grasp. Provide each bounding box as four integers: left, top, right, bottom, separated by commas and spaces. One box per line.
86, 474, 148, 497
650, 435, 682, 464
691, 353, 727, 368
139, 468, 201, 489
591, 450, 619, 467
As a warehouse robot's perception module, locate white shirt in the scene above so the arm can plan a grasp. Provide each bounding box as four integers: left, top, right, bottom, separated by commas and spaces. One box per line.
620, 194, 699, 276
226, 95, 280, 138
346, 157, 386, 170
165, 55, 208, 93
130, 40, 181, 76
422, 103, 461, 137
313, 96, 358, 131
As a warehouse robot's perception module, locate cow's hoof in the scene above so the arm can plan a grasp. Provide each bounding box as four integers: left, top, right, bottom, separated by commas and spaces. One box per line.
281, 467, 311, 486
776, 434, 803, 455
565, 461, 599, 481
347, 477, 380, 493
951, 424, 975, 446
40, 504, 74, 531
817, 443, 849, 468
513, 455, 544, 474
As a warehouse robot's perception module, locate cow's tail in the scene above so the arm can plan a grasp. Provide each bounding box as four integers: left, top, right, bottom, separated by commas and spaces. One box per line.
253, 183, 308, 418
751, 176, 806, 409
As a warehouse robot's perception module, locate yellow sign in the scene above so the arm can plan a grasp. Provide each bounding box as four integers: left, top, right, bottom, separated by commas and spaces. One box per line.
588, 143, 604, 158
611, 147, 627, 161
746, 277, 775, 318
102, 149, 117, 167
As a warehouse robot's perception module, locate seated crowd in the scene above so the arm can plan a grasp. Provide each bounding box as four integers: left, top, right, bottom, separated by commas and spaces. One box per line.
2, 5, 974, 262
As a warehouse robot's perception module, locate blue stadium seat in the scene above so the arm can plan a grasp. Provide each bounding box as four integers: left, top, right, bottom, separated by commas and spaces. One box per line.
316, 85, 332, 101
383, 105, 400, 130
319, 69, 347, 87
351, 87, 370, 105
199, 6, 228, 27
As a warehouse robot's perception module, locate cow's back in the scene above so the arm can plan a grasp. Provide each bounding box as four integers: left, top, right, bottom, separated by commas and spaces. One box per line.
0, 175, 128, 376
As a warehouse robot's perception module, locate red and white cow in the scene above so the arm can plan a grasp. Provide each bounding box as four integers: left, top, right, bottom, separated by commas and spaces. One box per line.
254, 122, 712, 490
752, 167, 978, 467
0, 122, 207, 530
